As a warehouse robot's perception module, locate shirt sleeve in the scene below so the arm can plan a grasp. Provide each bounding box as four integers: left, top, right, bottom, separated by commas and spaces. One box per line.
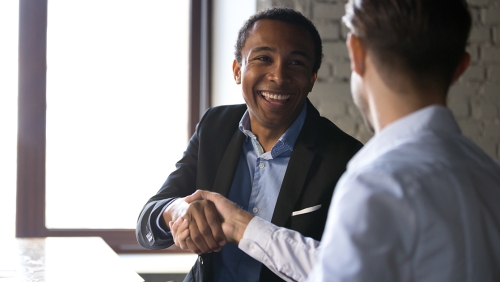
307, 168, 417, 282
239, 216, 320, 282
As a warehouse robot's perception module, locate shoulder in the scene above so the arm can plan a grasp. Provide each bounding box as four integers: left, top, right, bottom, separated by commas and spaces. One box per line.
335, 144, 431, 212
342, 143, 436, 197
196, 104, 247, 133
341, 132, 500, 201
303, 101, 363, 154
201, 104, 247, 122
369, 132, 500, 181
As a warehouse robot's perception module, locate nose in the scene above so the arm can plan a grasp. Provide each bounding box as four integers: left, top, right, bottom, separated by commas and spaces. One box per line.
267, 60, 291, 85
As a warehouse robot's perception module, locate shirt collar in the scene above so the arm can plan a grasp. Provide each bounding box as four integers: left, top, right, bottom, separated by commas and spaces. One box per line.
348, 105, 461, 171
238, 102, 307, 158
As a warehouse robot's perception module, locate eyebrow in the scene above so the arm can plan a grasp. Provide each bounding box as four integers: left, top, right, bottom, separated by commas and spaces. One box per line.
251, 46, 312, 61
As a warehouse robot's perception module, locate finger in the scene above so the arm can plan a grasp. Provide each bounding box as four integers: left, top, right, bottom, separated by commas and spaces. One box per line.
169, 218, 183, 247
169, 219, 179, 246
185, 193, 227, 248
189, 202, 224, 251
177, 228, 190, 250
169, 221, 177, 246
189, 219, 213, 253
185, 236, 201, 255
186, 191, 229, 217
185, 190, 207, 203
185, 222, 209, 255
185, 190, 220, 203
172, 217, 198, 252
173, 218, 191, 250
169, 217, 181, 235
204, 201, 226, 247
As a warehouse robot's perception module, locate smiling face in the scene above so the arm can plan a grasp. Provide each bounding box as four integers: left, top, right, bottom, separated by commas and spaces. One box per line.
233, 19, 318, 136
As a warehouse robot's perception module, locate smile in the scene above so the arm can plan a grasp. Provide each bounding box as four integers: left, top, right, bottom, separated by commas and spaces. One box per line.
259, 91, 291, 101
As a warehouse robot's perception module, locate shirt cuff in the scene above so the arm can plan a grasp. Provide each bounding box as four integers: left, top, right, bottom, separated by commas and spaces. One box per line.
238, 216, 277, 261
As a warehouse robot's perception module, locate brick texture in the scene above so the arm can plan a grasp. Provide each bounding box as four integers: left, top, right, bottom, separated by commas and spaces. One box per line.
468, 0, 489, 6
489, 65, 500, 81
470, 26, 491, 42
257, 0, 500, 160
485, 6, 500, 24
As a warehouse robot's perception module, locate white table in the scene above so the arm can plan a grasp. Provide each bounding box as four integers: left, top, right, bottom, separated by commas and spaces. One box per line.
0, 237, 144, 282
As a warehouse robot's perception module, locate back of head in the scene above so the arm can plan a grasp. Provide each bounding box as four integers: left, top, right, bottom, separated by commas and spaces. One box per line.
343, 0, 471, 93
235, 7, 323, 74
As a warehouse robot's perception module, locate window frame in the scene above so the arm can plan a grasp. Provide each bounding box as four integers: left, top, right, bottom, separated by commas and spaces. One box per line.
16, 0, 212, 253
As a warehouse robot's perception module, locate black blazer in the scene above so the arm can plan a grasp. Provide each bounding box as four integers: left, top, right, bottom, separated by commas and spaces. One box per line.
136, 99, 363, 282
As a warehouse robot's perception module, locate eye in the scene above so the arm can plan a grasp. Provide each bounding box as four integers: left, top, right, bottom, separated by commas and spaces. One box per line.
290, 60, 305, 66
254, 56, 271, 62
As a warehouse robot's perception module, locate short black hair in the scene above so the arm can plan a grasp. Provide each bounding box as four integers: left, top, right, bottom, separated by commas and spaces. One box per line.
343, 0, 472, 92
235, 7, 323, 74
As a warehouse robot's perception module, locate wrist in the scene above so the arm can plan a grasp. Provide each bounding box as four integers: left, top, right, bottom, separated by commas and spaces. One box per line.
231, 210, 254, 243
164, 198, 188, 227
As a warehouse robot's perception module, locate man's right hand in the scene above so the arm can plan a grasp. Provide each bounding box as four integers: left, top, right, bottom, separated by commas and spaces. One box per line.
163, 197, 226, 254
184, 190, 254, 244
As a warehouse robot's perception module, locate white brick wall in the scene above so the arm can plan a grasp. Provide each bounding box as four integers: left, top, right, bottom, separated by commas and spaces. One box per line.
257, 0, 500, 160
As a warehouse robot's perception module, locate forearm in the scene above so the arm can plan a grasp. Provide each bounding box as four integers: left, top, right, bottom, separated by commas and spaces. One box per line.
239, 217, 320, 282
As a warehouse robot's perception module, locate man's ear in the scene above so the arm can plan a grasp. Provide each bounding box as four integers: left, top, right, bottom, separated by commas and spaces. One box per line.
308, 72, 318, 93
347, 33, 366, 76
232, 60, 241, 84
450, 52, 471, 86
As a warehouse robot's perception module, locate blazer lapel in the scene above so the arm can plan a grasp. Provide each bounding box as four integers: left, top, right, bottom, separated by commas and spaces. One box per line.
271, 100, 319, 227
212, 129, 246, 197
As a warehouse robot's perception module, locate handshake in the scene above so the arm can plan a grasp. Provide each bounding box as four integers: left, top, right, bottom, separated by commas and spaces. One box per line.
164, 190, 254, 254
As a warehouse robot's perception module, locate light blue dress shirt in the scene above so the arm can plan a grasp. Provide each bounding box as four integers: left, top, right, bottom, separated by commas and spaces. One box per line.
212, 103, 307, 282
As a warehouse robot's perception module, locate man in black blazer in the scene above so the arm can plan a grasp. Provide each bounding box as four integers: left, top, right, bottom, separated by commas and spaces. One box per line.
136, 7, 362, 282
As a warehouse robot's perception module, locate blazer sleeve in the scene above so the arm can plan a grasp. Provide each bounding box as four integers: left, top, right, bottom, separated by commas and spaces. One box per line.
136, 110, 208, 250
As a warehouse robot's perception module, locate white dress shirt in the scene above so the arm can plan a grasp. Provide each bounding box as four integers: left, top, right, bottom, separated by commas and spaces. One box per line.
239, 105, 500, 282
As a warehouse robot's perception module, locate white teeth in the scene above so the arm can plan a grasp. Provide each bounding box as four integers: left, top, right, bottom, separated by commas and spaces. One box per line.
261, 91, 291, 100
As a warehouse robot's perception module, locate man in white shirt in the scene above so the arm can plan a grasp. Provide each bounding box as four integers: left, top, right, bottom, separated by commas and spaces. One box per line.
171, 0, 500, 281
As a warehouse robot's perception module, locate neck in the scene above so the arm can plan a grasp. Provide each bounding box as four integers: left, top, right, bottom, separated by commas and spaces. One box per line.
364, 58, 447, 134
248, 121, 286, 152
369, 90, 446, 134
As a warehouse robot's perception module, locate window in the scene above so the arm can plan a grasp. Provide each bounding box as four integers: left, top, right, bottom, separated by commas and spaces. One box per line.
17, 0, 212, 253
45, 0, 189, 230
0, 0, 19, 242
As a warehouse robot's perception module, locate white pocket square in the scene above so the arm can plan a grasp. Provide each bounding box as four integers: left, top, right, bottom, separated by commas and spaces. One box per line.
292, 204, 322, 216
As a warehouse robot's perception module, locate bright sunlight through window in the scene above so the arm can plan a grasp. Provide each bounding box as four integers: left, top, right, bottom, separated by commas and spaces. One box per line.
45, 0, 189, 229
0, 1, 19, 240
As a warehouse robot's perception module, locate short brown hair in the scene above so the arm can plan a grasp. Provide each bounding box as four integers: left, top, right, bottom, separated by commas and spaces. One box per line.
343, 0, 471, 92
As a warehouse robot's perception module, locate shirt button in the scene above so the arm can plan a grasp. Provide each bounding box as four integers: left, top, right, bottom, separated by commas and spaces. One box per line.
259, 163, 265, 168
253, 207, 259, 213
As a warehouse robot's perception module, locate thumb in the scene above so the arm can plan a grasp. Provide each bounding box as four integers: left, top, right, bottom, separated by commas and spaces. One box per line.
185, 190, 208, 204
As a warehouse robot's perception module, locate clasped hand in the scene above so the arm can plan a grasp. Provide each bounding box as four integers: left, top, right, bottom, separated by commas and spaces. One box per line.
166, 190, 254, 254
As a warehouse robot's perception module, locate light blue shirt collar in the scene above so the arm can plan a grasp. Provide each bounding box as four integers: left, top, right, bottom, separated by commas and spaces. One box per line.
238, 102, 307, 158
